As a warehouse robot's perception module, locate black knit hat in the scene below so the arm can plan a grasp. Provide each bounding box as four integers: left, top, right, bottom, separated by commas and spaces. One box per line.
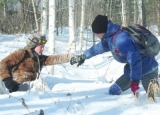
92, 15, 108, 33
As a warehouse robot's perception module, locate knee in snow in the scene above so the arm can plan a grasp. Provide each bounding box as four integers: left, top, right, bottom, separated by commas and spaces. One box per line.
109, 83, 122, 95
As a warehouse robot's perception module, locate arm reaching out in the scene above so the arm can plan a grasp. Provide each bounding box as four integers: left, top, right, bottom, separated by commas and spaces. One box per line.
70, 54, 85, 67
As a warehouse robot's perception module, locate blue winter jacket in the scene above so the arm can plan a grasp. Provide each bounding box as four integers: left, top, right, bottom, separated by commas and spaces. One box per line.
83, 20, 158, 81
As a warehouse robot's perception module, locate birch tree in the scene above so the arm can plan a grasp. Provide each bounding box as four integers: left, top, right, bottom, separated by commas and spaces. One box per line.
47, 0, 55, 75
134, 0, 138, 23
137, 0, 146, 26
41, 0, 48, 35
137, 0, 143, 25
68, 0, 75, 53
3, 0, 7, 17
157, 1, 160, 35
79, 0, 85, 52
127, 0, 131, 24
31, 0, 39, 31
106, 0, 111, 16
121, 0, 127, 26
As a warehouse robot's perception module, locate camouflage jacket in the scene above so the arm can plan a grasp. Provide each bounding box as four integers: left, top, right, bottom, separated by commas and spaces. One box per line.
0, 46, 73, 83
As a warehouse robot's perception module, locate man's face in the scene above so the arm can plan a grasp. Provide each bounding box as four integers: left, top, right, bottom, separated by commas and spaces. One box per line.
34, 44, 44, 55
95, 33, 105, 40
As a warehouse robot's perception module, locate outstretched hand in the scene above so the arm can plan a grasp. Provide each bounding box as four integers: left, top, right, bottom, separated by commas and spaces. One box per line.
70, 54, 85, 67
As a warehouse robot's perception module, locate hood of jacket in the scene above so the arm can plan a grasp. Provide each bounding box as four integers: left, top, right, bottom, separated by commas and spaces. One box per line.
104, 20, 121, 38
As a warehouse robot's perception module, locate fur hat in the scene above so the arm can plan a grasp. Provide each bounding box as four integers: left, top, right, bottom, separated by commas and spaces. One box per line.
91, 15, 108, 33
26, 33, 46, 49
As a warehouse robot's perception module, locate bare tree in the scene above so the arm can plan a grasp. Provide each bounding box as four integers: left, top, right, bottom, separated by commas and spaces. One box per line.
142, 0, 146, 27
68, 0, 75, 53
137, 0, 142, 24
47, 0, 56, 75
134, 0, 138, 24
121, 0, 127, 26
127, 0, 131, 25
157, 1, 160, 35
0, 0, 159, 36
3, 0, 7, 17
79, 0, 85, 52
41, 0, 48, 35
137, 0, 146, 26
31, 0, 39, 31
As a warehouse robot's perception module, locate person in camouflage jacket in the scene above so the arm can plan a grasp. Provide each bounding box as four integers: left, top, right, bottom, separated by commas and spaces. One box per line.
0, 33, 73, 93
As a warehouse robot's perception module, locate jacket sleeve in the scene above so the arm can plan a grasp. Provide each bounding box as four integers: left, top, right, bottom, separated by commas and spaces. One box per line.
115, 35, 142, 81
83, 41, 110, 59
0, 49, 26, 80
126, 51, 142, 81
43, 53, 73, 66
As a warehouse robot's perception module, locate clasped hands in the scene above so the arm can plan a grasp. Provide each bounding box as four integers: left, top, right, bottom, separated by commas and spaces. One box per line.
70, 54, 85, 67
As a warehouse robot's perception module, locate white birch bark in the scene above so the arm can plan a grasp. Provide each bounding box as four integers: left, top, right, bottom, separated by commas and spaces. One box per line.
3, 0, 6, 17
121, 0, 127, 26
47, 0, 55, 75
41, 0, 48, 35
31, 0, 39, 31
137, 0, 143, 25
69, 0, 75, 53
79, 0, 85, 52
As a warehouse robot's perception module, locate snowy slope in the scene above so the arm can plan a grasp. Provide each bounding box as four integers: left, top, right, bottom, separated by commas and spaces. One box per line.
0, 33, 159, 115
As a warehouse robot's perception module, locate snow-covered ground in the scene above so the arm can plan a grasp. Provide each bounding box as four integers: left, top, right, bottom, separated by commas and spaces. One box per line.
0, 32, 160, 115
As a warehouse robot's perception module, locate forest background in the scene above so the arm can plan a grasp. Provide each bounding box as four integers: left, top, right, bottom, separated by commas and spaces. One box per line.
0, 0, 160, 73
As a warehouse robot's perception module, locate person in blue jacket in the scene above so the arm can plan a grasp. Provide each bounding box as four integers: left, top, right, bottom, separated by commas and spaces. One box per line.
70, 15, 159, 100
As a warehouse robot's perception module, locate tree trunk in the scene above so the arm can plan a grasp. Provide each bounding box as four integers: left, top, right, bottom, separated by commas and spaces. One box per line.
109, 0, 113, 19
137, 0, 142, 25
3, 0, 7, 17
121, 0, 127, 26
127, 0, 131, 25
157, 1, 160, 35
31, 0, 39, 31
142, 0, 146, 27
41, 0, 48, 35
47, 0, 55, 75
79, 0, 85, 52
134, 0, 138, 23
106, 0, 111, 17
69, 0, 75, 53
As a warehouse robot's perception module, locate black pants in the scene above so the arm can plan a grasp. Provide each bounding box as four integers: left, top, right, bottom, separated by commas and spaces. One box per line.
115, 68, 159, 96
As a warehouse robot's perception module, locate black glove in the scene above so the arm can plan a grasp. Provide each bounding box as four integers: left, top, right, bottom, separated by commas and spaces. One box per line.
3, 77, 19, 93
70, 54, 85, 67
